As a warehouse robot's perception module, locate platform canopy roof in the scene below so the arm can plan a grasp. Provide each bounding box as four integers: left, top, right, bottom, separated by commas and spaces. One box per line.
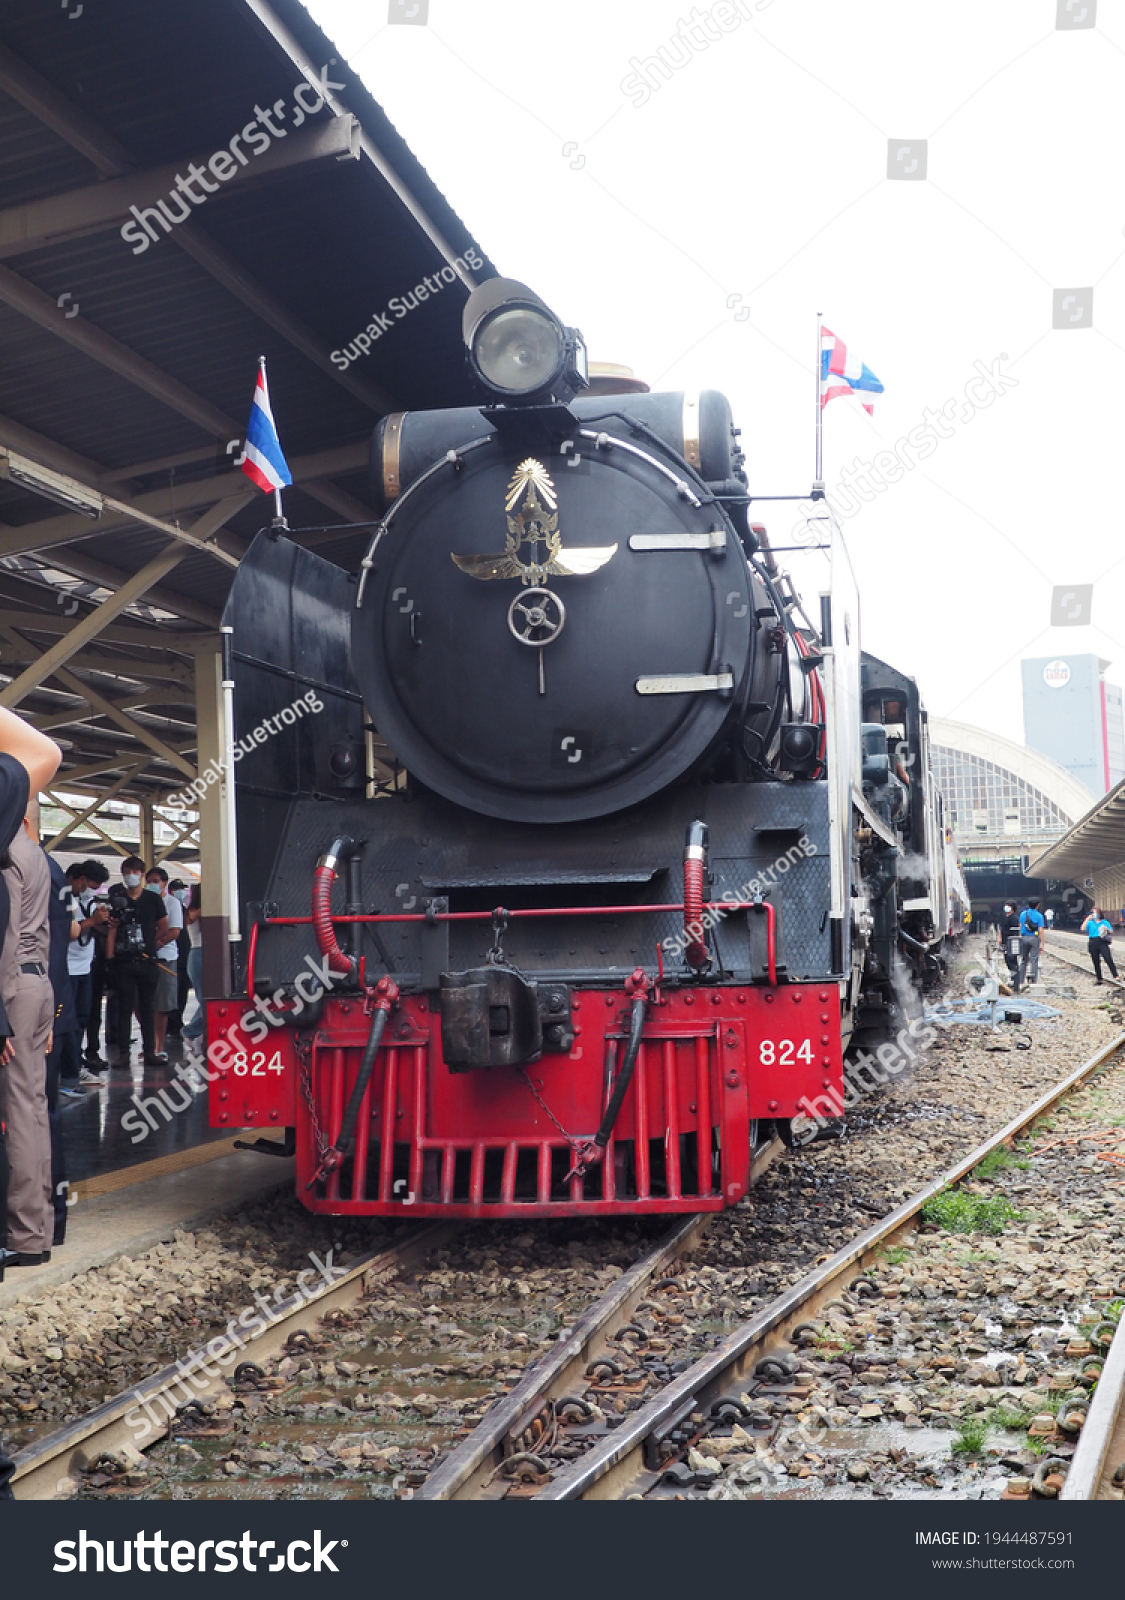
0, 0, 494, 818
1027, 777, 1125, 881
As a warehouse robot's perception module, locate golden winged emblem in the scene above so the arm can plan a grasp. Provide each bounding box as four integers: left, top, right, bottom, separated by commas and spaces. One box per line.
452, 459, 617, 585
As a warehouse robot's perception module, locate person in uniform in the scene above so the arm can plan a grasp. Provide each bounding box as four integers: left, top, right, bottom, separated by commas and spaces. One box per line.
46, 850, 82, 1245
0, 706, 61, 1500
1, 799, 56, 1267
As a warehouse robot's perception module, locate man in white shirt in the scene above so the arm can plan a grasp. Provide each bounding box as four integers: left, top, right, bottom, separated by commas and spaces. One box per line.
144, 867, 183, 1061
63, 862, 108, 1089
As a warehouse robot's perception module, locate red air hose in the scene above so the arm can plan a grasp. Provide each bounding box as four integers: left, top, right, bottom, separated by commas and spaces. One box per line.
683, 820, 709, 969
313, 837, 357, 979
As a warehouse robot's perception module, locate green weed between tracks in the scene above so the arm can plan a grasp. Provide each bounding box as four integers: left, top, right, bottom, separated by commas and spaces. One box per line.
921, 1188, 1020, 1235
951, 1416, 990, 1455
972, 1146, 1030, 1181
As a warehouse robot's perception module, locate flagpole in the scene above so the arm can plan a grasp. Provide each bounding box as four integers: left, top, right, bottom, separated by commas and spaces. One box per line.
257, 354, 288, 529
813, 311, 824, 499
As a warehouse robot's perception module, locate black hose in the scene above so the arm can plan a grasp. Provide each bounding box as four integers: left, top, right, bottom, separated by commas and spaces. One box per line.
592, 995, 647, 1150
334, 1005, 389, 1159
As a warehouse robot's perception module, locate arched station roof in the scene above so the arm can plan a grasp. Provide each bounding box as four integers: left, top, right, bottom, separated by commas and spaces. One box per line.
929, 717, 1095, 845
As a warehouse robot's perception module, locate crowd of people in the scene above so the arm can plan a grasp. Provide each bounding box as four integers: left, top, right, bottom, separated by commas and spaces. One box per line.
0, 708, 205, 1497
56, 859, 203, 1091
997, 897, 1122, 988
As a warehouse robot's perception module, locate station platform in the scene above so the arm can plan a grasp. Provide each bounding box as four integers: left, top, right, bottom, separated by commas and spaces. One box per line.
60, 1035, 230, 1186
0, 1037, 295, 1309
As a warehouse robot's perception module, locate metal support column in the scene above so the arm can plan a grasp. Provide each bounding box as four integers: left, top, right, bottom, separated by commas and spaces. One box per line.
195, 641, 231, 997
138, 798, 154, 867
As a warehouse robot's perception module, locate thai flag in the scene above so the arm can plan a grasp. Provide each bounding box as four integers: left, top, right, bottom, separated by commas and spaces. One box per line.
241, 360, 292, 494
820, 326, 884, 415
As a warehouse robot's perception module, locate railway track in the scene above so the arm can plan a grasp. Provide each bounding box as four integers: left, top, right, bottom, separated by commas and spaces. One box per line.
12, 1140, 782, 1501
16, 1027, 1124, 1502
1044, 932, 1125, 993
1061, 1272, 1125, 1501
10, 1224, 456, 1501
439, 1032, 1125, 1500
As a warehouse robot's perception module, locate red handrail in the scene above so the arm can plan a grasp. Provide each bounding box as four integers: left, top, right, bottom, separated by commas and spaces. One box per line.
259, 902, 734, 925
242, 900, 761, 999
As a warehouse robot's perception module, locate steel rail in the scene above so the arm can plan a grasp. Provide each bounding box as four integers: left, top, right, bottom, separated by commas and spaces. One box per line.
1060, 1306, 1125, 1500
419, 1135, 783, 1500
535, 1032, 1125, 1500
11, 1221, 456, 1501
417, 1215, 709, 1500
1043, 931, 1125, 992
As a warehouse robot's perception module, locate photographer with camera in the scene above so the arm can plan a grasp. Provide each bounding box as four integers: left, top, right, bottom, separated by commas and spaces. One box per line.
77, 858, 110, 1071
104, 856, 170, 1068
59, 860, 109, 1093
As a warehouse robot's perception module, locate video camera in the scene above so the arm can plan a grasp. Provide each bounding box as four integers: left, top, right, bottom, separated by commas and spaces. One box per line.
108, 883, 146, 956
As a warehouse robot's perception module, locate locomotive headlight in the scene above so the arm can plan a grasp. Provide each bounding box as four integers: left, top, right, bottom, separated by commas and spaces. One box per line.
463, 276, 588, 401
475, 306, 563, 394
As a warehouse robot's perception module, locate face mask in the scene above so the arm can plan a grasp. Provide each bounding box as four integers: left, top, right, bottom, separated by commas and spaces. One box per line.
145, 882, 163, 895
174, 888, 190, 905
123, 873, 142, 889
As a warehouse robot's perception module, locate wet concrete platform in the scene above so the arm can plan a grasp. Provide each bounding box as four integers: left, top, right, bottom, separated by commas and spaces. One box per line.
60, 1036, 231, 1184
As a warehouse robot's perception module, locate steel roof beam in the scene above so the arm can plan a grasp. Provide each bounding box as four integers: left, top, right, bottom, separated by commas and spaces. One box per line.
6, 548, 220, 630
243, 0, 481, 289
0, 540, 192, 707
0, 410, 105, 485
43, 762, 148, 852
0, 470, 248, 575
174, 223, 397, 416
0, 445, 365, 562
53, 748, 192, 787
3, 638, 196, 688
298, 478, 380, 540
0, 266, 241, 440
32, 691, 193, 733
0, 37, 132, 176
0, 40, 399, 416
50, 663, 196, 779
0, 610, 204, 652
0, 116, 360, 259
43, 788, 134, 856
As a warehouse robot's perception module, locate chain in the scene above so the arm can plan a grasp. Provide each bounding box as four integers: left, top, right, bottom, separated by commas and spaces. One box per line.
487, 907, 509, 965
296, 1033, 328, 1166
518, 1067, 581, 1152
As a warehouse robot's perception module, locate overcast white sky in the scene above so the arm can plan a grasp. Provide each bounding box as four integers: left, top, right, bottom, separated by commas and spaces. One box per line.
306, 0, 1125, 746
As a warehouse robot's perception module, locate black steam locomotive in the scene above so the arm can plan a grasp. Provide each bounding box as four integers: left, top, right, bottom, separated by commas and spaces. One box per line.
207, 278, 960, 1217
